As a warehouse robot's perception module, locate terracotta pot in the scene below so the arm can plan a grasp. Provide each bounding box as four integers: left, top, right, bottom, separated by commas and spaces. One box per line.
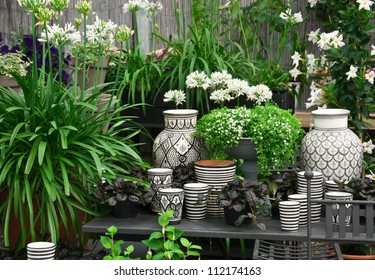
342, 254, 375, 260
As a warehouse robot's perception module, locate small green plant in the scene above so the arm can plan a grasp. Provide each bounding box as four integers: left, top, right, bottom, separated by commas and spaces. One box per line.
142, 210, 202, 260
101, 225, 138, 260
100, 210, 202, 260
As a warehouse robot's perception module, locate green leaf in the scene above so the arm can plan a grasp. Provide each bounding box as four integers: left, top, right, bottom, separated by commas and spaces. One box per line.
142, 239, 163, 251
152, 252, 165, 260
149, 231, 163, 240
25, 138, 40, 174
125, 245, 134, 255
187, 250, 201, 257
9, 122, 25, 146
100, 236, 113, 249
180, 237, 191, 248
106, 225, 118, 235
37, 140, 47, 165
163, 239, 175, 251
113, 256, 127, 260
189, 245, 202, 250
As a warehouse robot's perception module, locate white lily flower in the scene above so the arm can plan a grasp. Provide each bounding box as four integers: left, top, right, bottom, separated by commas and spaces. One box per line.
357, 0, 374, 10
346, 65, 358, 80
363, 139, 375, 154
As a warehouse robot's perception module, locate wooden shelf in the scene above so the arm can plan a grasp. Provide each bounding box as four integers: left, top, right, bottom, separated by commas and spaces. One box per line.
295, 112, 375, 130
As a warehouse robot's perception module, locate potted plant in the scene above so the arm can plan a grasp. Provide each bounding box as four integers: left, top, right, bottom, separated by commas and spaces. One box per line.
94, 176, 153, 219
217, 178, 271, 228
195, 101, 305, 178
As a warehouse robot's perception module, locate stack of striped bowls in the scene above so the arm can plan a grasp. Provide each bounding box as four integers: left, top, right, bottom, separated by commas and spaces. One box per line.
27, 242, 56, 260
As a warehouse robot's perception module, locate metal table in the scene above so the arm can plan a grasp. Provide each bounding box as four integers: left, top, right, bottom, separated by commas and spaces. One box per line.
82, 212, 328, 241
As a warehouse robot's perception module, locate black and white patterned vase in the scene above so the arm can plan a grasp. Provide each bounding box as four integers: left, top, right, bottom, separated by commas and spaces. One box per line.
153, 109, 208, 168
147, 168, 173, 213
301, 109, 363, 182
158, 188, 184, 224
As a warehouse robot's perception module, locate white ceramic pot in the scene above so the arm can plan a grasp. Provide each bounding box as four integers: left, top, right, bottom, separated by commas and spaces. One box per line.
158, 188, 184, 224
153, 109, 208, 168
147, 168, 173, 213
301, 109, 363, 182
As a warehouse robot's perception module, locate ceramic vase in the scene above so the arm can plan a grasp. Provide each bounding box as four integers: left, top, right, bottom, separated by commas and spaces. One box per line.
227, 138, 258, 179
183, 183, 211, 220
158, 188, 184, 224
147, 168, 173, 213
301, 109, 363, 182
194, 160, 236, 217
153, 109, 208, 169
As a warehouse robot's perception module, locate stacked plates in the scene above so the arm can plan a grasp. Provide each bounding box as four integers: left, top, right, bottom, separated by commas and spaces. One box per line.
324, 180, 340, 192
27, 242, 56, 260
183, 183, 211, 220
297, 171, 323, 223
279, 201, 301, 231
194, 160, 236, 217
288, 194, 307, 226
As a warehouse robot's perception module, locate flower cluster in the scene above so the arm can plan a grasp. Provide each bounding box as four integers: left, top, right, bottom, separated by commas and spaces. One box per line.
164, 70, 273, 107
279, 8, 303, 24
123, 0, 162, 20
163, 90, 186, 106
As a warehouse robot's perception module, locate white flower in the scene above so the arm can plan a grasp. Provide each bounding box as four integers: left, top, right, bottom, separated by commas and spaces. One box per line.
365, 70, 375, 84
317, 32, 331, 50
123, 0, 146, 13
308, 0, 318, 7
289, 68, 302, 81
39, 22, 81, 46
308, 29, 320, 44
330, 34, 345, 48
279, 10, 290, 21
371, 45, 375, 56
346, 65, 358, 80
357, 0, 374, 10
163, 90, 186, 105
279, 9, 303, 24
246, 84, 272, 104
225, 78, 251, 98
185, 71, 210, 90
210, 70, 232, 88
86, 16, 118, 48
210, 89, 232, 103
293, 12, 303, 23
291, 51, 302, 67
318, 104, 327, 110
144, 0, 162, 19
363, 139, 375, 154
365, 171, 375, 180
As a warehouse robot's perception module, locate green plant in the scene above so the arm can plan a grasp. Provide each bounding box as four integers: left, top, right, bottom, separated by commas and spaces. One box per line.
218, 178, 271, 228
195, 102, 304, 176
100, 210, 202, 260
142, 210, 202, 260
295, 0, 375, 137
0, 0, 147, 251
100, 225, 139, 260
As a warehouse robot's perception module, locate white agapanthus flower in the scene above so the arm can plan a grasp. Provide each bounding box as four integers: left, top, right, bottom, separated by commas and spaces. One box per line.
365, 70, 375, 84
39, 22, 81, 46
357, 0, 374, 11
185, 71, 210, 90
363, 139, 375, 154
163, 90, 186, 105
86, 16, 118, 47
210, 70, 232, 88
225, 78, 250, 98
17, 0, 52, 12
246, 84, 272, 104
346, 65, 358, 80
144, 0, 163, 19
123, 0, 146, 13
209, 89, 232, 103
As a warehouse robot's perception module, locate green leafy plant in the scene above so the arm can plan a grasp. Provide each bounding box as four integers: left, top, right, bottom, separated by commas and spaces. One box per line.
101, 225, 138, 260
100, 210, 202, 260
218, 178, 271, 228
195, 102, 304, 176
142, 210, 202, 260
0, 0, 147, 251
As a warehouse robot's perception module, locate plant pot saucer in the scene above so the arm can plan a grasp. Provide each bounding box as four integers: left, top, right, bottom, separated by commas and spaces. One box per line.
194, 159, 235, 168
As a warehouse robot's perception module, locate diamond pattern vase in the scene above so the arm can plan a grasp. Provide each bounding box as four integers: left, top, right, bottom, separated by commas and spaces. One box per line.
153, 109, 208, 168
301, 109, 363, 182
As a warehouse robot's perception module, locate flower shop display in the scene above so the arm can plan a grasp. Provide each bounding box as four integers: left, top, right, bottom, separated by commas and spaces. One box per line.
217, 178, 271, 228
194, 159, 237, 217
147, 167, 173, 213
0, 0, 150, 251
183, 182, 211, 220
301, 109, 363, 182
152, 109, 209, 168
158, 188, 184, 224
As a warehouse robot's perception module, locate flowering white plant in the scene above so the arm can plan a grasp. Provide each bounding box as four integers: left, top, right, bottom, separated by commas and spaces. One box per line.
163, 90, 186, 106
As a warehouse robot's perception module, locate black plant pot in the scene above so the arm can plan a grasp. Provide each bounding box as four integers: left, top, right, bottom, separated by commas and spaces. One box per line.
112, 200, 139, 219
223, 205, 252, 226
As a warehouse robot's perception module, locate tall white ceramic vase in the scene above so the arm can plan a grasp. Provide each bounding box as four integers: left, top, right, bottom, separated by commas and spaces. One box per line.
153, 109, 208, 168
301, 109, 363, 182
